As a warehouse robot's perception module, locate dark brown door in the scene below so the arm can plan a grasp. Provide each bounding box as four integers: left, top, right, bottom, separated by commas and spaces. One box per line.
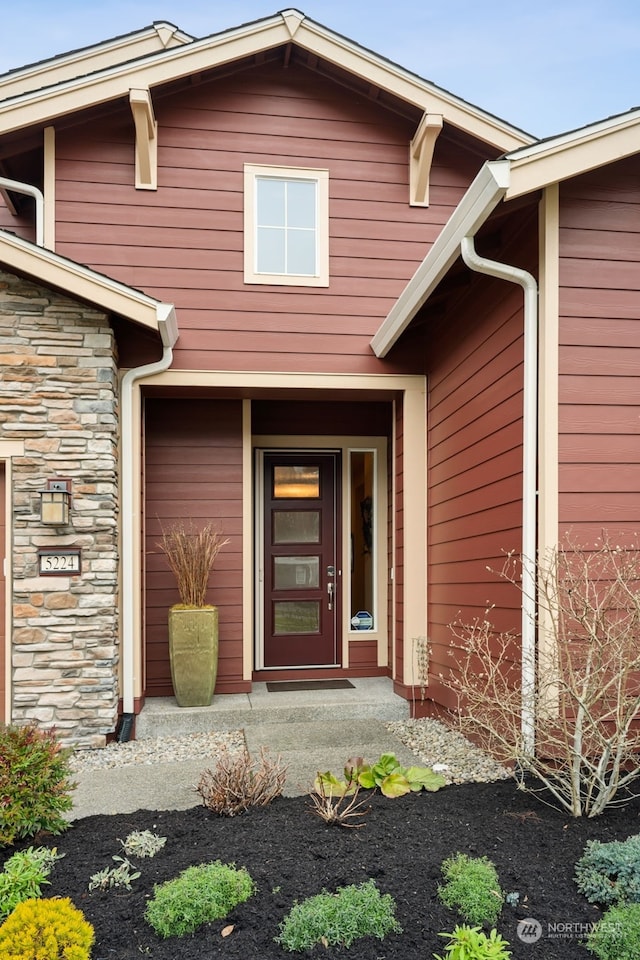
263, 452, 340, 668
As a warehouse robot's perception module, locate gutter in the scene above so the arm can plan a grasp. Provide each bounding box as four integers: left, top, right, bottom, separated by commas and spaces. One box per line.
371, 159, 511, 358
459, 237, 538, 757
120, 304, 178, 724
0, 176, 44, 246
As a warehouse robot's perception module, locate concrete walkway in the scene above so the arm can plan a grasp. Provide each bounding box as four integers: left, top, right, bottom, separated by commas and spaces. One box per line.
68, 679, 423, 820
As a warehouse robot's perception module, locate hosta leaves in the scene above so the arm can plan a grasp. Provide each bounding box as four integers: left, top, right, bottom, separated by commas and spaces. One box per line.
379, 773, 412, 798
319, 753, 448, 801
404, 766, 447, 792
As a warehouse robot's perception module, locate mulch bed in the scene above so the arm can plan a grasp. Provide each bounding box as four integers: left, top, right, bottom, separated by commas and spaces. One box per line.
4, 777, 640, 958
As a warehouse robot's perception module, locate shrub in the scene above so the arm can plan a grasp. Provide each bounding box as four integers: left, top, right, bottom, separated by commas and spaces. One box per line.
0, 897, 94, 960
438, 853, 504, 927
196, 745, 286, 816
307, 769, 371, 828
0, 722, 75, 846
276, 878, 401, 952
576, 835, 640, 906
120, 829, 167, 858
145, 861, 254, 938
444, 538, 640, 817
434, 924, 512, 959
88, 855, 141, 891
0, 845, 64, 920
586, 902, 640, 960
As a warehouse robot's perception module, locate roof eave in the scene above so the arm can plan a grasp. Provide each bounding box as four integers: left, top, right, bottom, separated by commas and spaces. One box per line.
0, 231, 177, 344
371, 159, 511, 358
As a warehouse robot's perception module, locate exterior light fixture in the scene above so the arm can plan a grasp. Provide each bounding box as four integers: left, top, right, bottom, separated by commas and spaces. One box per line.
39, 479, 72, 526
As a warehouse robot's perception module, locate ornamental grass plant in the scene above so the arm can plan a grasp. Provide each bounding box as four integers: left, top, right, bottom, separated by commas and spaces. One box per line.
157, 520, 229, 607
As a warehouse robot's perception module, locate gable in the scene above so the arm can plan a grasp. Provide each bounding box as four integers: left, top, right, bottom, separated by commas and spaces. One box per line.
0, 10, 531, 152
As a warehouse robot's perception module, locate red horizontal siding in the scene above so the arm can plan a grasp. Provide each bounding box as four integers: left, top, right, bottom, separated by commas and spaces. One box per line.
54, 61, 479, 376
558, 156, 640, 544
427, 269, 526, 711
144, 398, 243, 697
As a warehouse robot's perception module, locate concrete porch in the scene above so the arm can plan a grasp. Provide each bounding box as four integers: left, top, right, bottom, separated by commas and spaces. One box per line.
135, 677, 410, 740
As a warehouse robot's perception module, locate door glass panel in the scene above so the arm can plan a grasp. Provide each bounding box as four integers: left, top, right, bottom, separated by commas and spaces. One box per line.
350, 451, 375, 630
274, 600, 320, 634
273, 510, 320, 543
274, 556, 319, 589
274, 465, 320, 498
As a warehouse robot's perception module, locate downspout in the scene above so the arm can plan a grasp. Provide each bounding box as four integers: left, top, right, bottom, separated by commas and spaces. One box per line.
120, 308, 176, 733
0, 176, 44, 246
460, 235, 538, 756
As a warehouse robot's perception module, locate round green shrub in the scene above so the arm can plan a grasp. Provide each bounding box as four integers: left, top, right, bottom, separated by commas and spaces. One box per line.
276, 878, 401, 951
0, 723, 76, 847
586, 902, 640, 960
0, 896, 94, 960
438, 853, 504, 927
145, 861, 255, 937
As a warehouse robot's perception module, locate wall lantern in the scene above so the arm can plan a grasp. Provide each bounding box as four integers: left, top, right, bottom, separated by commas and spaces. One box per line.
39, 479, 72, 526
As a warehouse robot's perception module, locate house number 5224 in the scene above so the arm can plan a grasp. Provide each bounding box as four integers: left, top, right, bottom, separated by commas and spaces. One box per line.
38, 550, 81, 575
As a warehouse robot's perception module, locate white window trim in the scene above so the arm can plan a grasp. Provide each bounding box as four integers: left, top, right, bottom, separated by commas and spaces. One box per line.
243, 163, 329, 287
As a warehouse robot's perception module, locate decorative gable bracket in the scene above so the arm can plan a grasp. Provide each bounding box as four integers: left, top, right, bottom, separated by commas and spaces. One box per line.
129, 88, 157, 190
410, 112, 443, 206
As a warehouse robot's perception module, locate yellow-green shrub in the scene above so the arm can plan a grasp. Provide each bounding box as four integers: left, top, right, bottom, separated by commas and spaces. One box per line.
0, 896, 94, 960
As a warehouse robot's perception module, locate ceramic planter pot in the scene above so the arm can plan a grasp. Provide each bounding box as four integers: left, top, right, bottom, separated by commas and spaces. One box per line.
168, 606, 219, 707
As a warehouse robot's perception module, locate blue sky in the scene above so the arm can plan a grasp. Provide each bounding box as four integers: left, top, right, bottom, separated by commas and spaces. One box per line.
2, 0, 639, 138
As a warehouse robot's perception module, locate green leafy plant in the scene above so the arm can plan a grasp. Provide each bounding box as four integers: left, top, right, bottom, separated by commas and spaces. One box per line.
196, 745, 287, 816
276, 878, 401, 952
0, 896, 94, 960
434, 924, 512, 959
576, 835, 640, 906
438, 853, 505, 927
0, 845, 65, 921
314, 752, 446, 800
145, 861, 255, 938
586, 902, 640, 960
0, 722, 76, 846
88, 855, 141, 891
120, 829, 167, 858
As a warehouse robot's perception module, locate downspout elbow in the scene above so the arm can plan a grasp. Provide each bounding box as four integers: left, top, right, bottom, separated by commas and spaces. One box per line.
0, 176, 45, 246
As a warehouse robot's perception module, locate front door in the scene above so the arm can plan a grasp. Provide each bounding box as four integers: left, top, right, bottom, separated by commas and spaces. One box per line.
262, 452, 340, 668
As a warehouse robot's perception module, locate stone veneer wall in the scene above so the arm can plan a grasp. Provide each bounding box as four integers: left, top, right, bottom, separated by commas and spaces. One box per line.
0, 268, 120, 747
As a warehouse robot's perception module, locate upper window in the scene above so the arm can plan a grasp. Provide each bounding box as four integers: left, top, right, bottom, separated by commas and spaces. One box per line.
244, 164, 329, 287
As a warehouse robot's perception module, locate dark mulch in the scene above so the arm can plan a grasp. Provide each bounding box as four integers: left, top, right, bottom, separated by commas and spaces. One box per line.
4, 778, 640, 958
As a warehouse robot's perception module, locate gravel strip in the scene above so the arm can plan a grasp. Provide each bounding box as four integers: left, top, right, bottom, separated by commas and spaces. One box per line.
387, 718, 509, 784
69, 719, 507, 785
69, 729, 246, 772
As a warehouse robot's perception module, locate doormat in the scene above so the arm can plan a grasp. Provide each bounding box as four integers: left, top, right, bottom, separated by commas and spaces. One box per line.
266, 679, 355, 692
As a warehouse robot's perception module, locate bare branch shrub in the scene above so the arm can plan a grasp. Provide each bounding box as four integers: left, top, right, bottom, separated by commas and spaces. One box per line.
307, 772, 371, 828
443, 536, 640, 817
157, 520, 230, 607
196, 745, 287, 816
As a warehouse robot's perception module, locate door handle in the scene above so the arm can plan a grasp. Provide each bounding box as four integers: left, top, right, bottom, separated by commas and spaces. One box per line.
327, 581, 334, 611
